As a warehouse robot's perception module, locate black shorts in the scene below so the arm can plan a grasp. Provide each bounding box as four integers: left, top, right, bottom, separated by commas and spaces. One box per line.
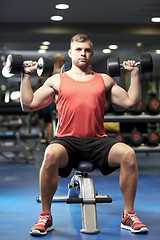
50, 136, 120, 177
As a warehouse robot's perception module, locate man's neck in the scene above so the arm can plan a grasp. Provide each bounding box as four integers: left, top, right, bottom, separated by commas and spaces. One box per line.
70, 64, 92, 75
66, 66, 94, 82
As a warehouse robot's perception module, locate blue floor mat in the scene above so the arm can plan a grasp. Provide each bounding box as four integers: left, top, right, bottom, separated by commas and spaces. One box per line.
0, 163, 160, 240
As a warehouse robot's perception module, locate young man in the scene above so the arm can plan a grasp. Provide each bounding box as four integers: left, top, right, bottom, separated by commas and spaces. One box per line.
20, 33, 148, 236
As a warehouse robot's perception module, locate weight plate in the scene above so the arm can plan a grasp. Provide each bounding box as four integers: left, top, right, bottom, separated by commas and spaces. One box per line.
106, 57, 120, 77
130, 131, 143, 146
148, 132, 159, 146
37, 57, 44, 76
1, 65, 14, 78
7, 54, 23, 74
37, 57, 54, 77
148, 98, 160, 113
140, 54, 153, 73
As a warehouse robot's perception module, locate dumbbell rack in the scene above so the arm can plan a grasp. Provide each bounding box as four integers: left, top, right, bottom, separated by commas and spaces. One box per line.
104, 112, 160, 152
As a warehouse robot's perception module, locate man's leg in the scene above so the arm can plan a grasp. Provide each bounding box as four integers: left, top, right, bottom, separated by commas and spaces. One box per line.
30, 143, 68, 236
40, 143, 68, 214
108, 142, 148, 233
108, 142, 138, 214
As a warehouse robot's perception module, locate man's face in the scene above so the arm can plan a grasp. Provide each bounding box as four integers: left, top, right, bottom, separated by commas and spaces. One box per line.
68, 40, 93, 67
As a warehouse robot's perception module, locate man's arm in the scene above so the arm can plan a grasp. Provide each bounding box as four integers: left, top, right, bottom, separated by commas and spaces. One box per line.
103, 60, 141, 110
20, 60, 58, 112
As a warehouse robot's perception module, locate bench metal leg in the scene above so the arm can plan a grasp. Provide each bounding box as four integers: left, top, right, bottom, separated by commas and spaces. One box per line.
37, 172, 112, 234
78, 176, 100, 234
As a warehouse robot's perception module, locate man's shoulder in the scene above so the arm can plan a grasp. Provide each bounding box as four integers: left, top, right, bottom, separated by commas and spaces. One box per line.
100, 73, 115, 89
45, 73, 61, 87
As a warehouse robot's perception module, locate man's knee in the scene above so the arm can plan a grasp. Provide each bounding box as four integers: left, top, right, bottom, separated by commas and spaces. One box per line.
42, 144, 68, 170
109, 143, 136, 169
121, 145, 137, 170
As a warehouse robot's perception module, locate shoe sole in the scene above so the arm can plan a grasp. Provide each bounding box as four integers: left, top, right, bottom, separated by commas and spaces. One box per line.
121, 223, 148, 234
30, 225, 54, 236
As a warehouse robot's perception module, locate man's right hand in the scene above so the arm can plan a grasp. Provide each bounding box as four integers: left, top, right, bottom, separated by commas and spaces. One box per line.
23, 60, 38, 74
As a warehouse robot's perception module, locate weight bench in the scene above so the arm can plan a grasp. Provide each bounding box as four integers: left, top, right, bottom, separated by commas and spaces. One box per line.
37, 161, 112, 234
37, 62, 112, 234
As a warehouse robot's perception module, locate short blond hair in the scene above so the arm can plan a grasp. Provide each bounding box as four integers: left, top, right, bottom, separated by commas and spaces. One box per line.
70, 33, 93, 49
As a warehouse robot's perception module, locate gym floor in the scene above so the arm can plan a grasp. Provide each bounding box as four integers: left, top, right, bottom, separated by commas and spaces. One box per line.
0, 141, 160, 240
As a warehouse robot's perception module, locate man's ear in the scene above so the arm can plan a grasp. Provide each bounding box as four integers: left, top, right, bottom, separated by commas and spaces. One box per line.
91, 50, 94, 58
68, 49, 72, 59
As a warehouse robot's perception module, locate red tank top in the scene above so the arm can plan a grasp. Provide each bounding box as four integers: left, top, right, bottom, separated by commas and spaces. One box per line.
55, 72, 107, 138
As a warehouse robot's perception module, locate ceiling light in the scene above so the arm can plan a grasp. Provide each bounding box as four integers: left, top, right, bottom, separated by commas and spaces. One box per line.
55, 4, 69, 10
42, 41, 50, 46
155, 50, 160, 54
151, 17, 160, 23
108, 45, 118, 50
0, 84, 6, 91
137, 42, 142, 47
51, 15, 63, 21
102, 49, 111, 54
0, 55, 5, 61
40, 45, 49, 50
38, 49, 46, 54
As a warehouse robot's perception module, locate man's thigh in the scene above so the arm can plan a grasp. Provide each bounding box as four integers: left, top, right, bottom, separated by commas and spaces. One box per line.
108, 142, 135, 167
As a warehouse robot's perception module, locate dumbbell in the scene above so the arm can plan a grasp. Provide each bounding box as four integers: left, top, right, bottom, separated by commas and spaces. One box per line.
147, 98, 160, 114
2, 54, 54, 77
110, 130, 143, 146
115, 133, 125, 143
106, 54, 153, 77
126, 130, 159, 146
147, 131, 159, 146
114, 130, 159, 146
108, 131, 142, 145
130, 130, 143, 146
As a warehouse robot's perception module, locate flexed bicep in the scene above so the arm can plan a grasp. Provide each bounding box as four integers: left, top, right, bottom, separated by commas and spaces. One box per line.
110, 83, 130, 108
21, 74, 59, 112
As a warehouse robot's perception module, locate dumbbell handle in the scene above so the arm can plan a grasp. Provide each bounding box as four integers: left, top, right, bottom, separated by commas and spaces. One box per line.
120, 61, 140, 69
23, 62, 43, 70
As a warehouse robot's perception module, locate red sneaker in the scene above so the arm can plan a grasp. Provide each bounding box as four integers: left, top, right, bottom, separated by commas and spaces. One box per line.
30, 212, 53, 236
121, 211, 148, 234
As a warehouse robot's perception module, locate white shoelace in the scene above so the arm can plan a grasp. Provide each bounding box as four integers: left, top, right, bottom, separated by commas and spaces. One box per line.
129, 214, 141, 224
36, 216, 49, 226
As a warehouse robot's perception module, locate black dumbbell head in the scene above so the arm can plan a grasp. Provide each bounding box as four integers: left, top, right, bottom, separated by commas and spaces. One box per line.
148, 98, 160, 114
106, 57, 121, 77
6, 54, 23, 74
130, 130, 143, 146
140, 54, 153, 73
148, 132, 159, 146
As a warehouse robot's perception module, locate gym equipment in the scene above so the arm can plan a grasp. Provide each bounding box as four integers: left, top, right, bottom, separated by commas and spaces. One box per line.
106, 54, 153, 77
109, 130, 160, 146
37, 161, 112, 234
147, 98, 160, 114
148, 131, 159, 146
0, 103, 39, 163
132, 100, 143, 114
130, 130, 143, 146
2, 54, 54, 77
115, 133, 125, 142
115, 129, 143, 146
